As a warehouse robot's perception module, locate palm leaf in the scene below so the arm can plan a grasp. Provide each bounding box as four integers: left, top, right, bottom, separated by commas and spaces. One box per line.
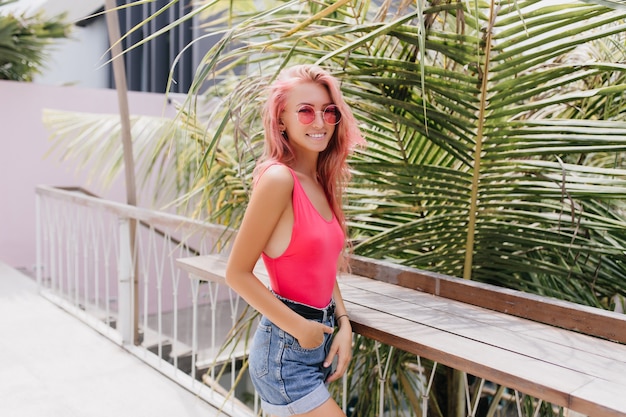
0, 5, 70, 81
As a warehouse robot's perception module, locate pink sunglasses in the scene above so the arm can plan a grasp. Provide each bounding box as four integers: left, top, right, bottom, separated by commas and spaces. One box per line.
295, 104, 341, 125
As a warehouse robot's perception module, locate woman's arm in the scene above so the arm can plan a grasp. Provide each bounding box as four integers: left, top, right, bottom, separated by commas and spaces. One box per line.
225, 165, 333, 349
324, 279, 353, 382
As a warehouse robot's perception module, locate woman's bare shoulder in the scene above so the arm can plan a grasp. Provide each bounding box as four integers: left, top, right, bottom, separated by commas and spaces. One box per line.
256, 163, 294, 191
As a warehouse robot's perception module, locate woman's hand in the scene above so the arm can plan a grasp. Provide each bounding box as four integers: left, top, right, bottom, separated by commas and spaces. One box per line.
296, 319, 334, 350
324, 319, 353, 383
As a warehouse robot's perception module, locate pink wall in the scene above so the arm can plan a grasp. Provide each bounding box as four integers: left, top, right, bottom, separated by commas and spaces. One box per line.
0, 80, 179, 271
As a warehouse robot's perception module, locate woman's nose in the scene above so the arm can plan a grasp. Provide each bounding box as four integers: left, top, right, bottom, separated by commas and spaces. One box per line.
312, 111, 325, 127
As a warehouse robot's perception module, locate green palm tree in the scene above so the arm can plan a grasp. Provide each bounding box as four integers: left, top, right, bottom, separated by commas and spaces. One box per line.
43, 1, 626, 415
0, 0, 70, 81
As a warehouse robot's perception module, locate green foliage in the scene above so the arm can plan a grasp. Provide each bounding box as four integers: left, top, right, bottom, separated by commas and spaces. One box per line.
177, 0, 626, 308
0, 0, 70, 81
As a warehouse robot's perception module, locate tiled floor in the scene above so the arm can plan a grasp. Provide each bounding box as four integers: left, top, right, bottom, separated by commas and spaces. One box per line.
0, 261, 219, 417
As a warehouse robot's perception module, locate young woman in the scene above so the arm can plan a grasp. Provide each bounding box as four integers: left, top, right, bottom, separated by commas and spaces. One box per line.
225, 64, 365, 417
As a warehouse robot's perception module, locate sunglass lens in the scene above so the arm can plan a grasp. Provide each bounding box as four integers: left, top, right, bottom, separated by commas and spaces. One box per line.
297, 106, 316, 124
323, 105, 340, 125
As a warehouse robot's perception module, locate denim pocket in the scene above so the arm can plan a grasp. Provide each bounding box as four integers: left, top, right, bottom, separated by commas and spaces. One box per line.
290, 334, 326, 353
284, 332, 331, 373
249, 321, 272, 378
288, 317, 334, 353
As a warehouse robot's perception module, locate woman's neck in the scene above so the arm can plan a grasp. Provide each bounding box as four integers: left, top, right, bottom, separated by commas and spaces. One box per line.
291, 155, 319, 183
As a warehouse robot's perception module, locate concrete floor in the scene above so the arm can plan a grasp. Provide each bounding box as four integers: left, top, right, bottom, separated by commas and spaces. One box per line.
0, 261, 220, 417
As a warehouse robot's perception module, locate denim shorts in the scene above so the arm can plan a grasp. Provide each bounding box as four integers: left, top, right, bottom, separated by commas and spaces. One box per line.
248, 302, 335, 416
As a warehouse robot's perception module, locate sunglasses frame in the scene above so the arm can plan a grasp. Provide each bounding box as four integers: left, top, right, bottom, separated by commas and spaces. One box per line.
294, 104, 341, 126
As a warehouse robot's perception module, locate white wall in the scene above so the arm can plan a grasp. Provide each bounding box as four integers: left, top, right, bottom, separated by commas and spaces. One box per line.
0, 0, 200, 272
2, 0, 109, 89
0, 80, 179, 271
35, 17, 111, 88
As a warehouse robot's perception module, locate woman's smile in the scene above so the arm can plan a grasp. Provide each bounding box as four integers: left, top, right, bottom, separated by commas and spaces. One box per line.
307, 132, 327, 140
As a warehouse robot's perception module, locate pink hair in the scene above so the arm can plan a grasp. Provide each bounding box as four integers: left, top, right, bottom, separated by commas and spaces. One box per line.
254, 64, 365, 255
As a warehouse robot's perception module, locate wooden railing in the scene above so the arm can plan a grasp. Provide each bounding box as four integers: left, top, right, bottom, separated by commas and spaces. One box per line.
35, 185, 251, 416
349, 256, 626, 344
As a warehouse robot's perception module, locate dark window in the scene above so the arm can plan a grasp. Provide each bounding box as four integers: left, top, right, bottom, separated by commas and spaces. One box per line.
113, 0, 193, 93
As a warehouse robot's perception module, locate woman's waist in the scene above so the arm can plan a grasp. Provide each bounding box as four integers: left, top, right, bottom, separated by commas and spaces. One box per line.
272, 290, 335, 321
267, 277, 335, 308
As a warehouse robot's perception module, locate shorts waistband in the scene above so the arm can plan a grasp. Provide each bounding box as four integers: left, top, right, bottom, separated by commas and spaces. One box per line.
275, 294, 335, 321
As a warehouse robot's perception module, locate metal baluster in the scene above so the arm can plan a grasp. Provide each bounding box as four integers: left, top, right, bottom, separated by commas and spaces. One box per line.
374, 342, 394, 417
532, 399, 543, 417
190, 276, 201, 380
416, 356, 437, 417
82, 207, 90, 311
36, 193, 42, 287
137, 226, 149, 350
228, 286, 240, 389
64, 201, 72, 300
170, 250, 181, 374
117, 218, 134, 344
91, 209, 101, 315
156, 232, 167, 364
342, 335, 350, 415
72, 204, 79, 307
463, 373, 485, 417
51, 200, 61, 294
102, 213, 115, 328
207, 280, 219, 382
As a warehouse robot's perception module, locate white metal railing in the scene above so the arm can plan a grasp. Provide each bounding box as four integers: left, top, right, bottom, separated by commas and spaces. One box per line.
35, 185, 254, 416
35, 185, 596, 417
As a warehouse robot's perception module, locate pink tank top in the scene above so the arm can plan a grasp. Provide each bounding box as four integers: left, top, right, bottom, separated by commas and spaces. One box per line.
261, 166, 344, 308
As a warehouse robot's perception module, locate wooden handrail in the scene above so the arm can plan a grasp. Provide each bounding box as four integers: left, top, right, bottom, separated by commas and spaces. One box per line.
350, 255, 626, 344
